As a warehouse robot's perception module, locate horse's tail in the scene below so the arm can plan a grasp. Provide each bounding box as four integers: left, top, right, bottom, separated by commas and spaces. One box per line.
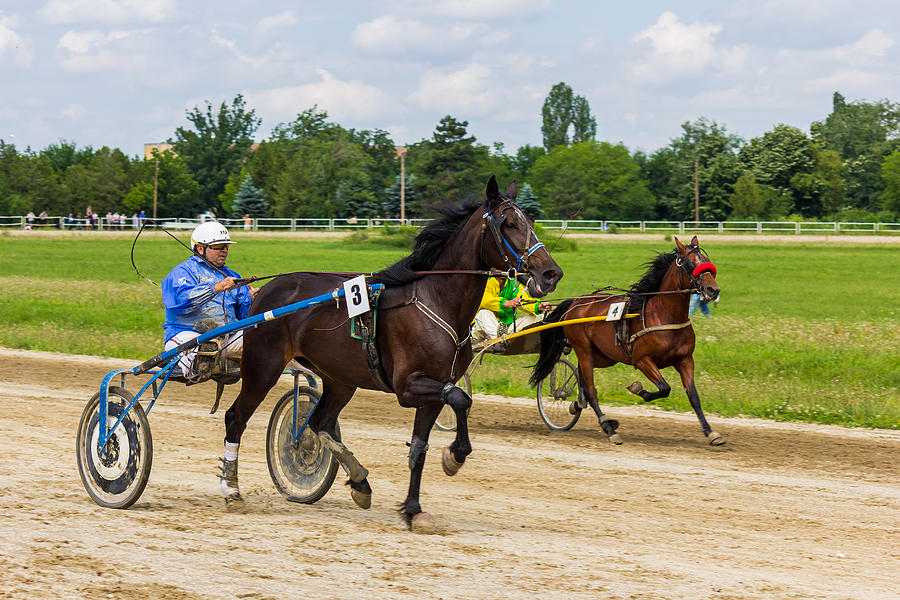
529, 299, 573, 386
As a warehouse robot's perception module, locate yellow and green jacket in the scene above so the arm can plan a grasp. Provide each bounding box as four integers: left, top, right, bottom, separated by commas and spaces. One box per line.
478, 277, 543, 325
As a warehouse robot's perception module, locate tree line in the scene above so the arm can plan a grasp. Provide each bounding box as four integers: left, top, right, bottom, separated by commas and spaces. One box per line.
1, 86, 899, 223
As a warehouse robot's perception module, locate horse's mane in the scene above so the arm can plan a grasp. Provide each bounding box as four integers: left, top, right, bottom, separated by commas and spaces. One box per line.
626, 250, 676, 311
370, 197, 481, 286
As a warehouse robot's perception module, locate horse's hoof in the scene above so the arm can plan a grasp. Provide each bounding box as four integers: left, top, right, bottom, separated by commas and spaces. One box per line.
626, 381, 643, 395
708, 431, 726, 446
568, 402, 580, 415
442, 446, 463, 476
350, 488, 372, 509
410, 512, 436, 533
224, 492, 245, 511
608, 432, 623, 445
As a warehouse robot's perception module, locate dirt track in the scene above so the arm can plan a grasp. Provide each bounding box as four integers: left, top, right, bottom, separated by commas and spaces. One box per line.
1, 348, 897, 599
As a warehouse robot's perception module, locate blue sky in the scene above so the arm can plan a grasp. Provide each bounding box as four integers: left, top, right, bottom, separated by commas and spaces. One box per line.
2, 0, 898, 158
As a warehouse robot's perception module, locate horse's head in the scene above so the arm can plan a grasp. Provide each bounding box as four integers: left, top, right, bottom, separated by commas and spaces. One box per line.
674, 236, 719, 302
481, 175, 563, 297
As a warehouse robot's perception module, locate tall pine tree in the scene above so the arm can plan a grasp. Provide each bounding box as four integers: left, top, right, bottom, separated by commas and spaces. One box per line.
231, 175, 268, 218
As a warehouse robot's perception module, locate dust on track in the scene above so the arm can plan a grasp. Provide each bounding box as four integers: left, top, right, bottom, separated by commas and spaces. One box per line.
1, 348, 897, 600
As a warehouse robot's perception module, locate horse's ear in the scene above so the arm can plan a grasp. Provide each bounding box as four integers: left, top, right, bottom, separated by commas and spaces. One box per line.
674, 236, 686, 252
690, 235, 699, 247
506, 180, 517, 201
486, 175, 500, 205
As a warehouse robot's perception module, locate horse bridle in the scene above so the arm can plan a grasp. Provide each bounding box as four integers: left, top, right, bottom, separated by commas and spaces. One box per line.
675, 245, 717, 293
482, 198, 546, 280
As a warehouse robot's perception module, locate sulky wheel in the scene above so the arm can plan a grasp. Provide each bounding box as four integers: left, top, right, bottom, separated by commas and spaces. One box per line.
536, 357, 581, 431
433, 373, 469, 432
76, 386, 153, 509
266, 386, 339, 504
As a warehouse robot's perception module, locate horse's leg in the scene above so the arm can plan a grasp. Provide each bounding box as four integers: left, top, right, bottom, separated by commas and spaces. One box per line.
307, 380, 373, 508
220, 357, 284, 505
578, 354, 622, 444
675, 357, 725, 446
398, 376, 471, 531
625, 357, 672, 404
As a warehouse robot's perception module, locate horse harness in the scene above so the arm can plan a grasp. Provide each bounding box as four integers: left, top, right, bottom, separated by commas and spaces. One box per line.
353, 197, 547, 388
605, 245, 715, 360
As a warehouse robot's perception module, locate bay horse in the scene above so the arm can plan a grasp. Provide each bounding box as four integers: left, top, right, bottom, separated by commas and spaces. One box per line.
222, 176, 563, 529
530, 236, 724, 445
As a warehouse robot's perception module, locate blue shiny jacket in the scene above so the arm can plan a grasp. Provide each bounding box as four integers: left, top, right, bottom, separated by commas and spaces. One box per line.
161, 255, 253, 342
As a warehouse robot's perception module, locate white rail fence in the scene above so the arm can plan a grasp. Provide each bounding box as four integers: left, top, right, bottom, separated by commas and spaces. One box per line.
2, 214, 899, 235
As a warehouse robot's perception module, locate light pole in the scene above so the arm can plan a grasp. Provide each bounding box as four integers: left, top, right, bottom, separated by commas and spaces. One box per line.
395, 146, 407, 223
153, 155, 159, 221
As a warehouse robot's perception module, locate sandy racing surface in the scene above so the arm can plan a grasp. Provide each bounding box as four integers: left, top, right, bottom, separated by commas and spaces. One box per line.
0, 347, 897, 599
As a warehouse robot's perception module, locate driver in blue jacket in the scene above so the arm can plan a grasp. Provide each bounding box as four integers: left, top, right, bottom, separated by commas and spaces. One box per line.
162, 221, 258, 379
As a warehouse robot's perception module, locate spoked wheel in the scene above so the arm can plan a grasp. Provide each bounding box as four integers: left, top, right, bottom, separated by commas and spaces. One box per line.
536, 358, 581, 431
266, 386, 339, 504
434, 373, 469, 432
76, 386, 153, 509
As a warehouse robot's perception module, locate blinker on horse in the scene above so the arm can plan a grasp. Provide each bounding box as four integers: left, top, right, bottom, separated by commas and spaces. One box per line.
222, 176, 563, 529
531, 236, 724, 446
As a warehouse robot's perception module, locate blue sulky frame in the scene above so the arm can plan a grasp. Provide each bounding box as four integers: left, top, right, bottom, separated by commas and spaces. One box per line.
94, 283, 384, 453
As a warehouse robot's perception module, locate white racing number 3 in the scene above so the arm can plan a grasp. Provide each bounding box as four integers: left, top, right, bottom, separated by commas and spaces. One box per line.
343, 275, 370, 318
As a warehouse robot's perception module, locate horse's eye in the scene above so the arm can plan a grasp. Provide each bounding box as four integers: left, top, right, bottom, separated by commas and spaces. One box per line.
504, 220, 518, 230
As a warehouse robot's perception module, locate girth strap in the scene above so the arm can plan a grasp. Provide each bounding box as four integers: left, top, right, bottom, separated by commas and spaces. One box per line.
413, 299, 471, 381
626, 320, 692, 345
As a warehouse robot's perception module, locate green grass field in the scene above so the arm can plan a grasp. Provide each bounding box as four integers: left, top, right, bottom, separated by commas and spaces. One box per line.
1, 230, 897, 429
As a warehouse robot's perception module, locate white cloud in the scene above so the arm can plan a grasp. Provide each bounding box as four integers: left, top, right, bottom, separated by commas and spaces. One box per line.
630, 11, 728, 81
834, 29, 894, 61
409, 64, 497, 115
56, 28, 150, 72
0, 16, 32, 67
248, 68, 393, 122
353, 15, 488, 55
39, 0, 176, 24
406, 0, 551, 20
61, 104, 87, 120
254, 11, 300, 38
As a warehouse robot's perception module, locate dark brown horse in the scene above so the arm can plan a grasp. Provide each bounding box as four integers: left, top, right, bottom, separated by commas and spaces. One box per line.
531, 236, 724, 445
222, 176, 562, 529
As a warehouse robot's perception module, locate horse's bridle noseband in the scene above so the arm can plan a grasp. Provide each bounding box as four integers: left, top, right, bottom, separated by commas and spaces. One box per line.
482, 198, 545, 279
675, 245, 717, 293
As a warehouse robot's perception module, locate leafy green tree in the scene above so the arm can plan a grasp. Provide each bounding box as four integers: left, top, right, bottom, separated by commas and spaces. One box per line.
529, 141, 654, 220
171, 94, 261, 215
251, 107, 393, 219
634, 147, 679, 219
63, 146, 134, 214
511, 144, 546, 182
267, 134, 374, 218
218, 167, 249, 216
231, 174, 269, 218
541, 83, 573, 151
39, 140, 95, 172
790, 147, 845, 217
516, 182, 542, 219
122, 150, 200, 217
407, 116, 491, 215
571, 95, 597, 144
541, 82, 596, 151
729, 175, 791, 221
880, 150, 900, 218
0, 142, 69, 215
811, 92, 900, 211
663, 118, 743, 220
739, 124, 815, 215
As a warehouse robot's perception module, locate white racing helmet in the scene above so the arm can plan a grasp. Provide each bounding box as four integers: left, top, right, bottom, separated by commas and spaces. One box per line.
191, 221, 235, 250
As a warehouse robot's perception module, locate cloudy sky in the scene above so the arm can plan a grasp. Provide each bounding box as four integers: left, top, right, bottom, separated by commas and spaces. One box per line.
2, 0, 899, 158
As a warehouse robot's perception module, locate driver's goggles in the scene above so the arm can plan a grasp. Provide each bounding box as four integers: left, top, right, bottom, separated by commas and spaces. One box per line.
207, 243, 228, 250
